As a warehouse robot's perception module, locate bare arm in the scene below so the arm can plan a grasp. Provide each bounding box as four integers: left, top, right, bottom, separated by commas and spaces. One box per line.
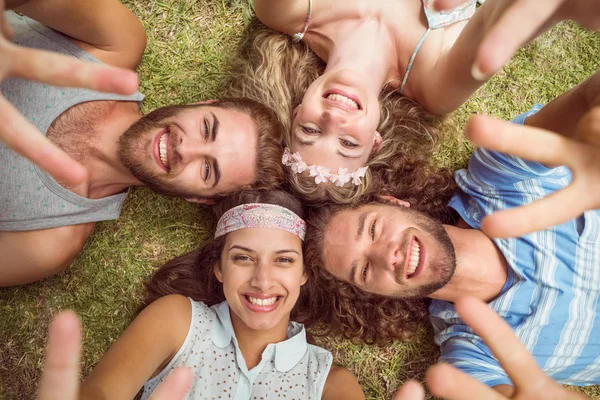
81, 294, 191, 400
12, 0, 146, 69
419, 0, 555, 114
321, 365, 365, 400
0, 222, 94, 286
253, 0, 312, 36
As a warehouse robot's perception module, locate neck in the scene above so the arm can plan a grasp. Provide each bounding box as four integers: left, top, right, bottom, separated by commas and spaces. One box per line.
230, 309, 290, 371
83, 102, 144, 199
430, 225, 508, 303
314, 18, 401, 92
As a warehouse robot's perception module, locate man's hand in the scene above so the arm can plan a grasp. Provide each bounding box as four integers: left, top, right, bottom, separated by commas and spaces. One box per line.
1, 2, 138, 186
435, 0, 600, 80
464, 108, 600, 238
426, 297, 589, 400
37, 311, 193, 400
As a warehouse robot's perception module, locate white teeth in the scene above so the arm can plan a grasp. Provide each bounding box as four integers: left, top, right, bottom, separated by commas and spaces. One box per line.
247, 296, 278, 306
159, 133, 168, 168
407, 241, 420, 276
327, 93, 360, 109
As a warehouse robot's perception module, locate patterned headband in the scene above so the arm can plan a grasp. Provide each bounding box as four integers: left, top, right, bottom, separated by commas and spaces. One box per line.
282, 147, 368, 187
215, 203, 306, 240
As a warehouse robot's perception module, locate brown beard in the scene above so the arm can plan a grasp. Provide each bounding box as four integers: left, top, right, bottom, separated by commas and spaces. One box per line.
117, 104, 204, 198
392, 206, 456, 299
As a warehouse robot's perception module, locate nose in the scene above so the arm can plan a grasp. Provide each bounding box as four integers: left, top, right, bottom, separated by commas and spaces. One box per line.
250, 261, 276, 291
373, 240, 401, 272
322, 108, 347, 127
174, 136, 209, 165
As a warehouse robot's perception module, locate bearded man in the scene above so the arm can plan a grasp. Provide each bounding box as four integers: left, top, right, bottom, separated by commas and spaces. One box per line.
306, 70, 600, 395
0, 0, 284, 286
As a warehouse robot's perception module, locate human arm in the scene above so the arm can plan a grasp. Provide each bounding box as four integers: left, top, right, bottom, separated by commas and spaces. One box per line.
321, 365, 365, 400
0, 0, 139, 186
434, 0, 600, 82
425, 297, 589, 400
10, 0, 146, 69
38, 310, 192, 400
252, 0, 312, 37
0, 223, 95, 286
80, 294, 191, 400
467, 71, 600, 237
417, 0, 556, 114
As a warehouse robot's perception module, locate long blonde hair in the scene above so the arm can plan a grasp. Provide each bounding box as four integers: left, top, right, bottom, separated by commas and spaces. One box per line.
226, 21, 456, 218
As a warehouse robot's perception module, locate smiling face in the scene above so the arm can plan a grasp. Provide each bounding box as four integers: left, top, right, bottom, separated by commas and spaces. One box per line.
215, 227, 306, 331
117, 104, 258, 199
291, 69, 382, 172
322, 203, 456, 299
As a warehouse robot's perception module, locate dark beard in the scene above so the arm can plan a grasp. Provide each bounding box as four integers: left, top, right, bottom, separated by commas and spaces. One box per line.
393, 207, 457, 299
117, 104, 202, 198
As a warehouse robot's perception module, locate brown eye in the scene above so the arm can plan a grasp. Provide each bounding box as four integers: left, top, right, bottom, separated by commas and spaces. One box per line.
340, 139, 358, 148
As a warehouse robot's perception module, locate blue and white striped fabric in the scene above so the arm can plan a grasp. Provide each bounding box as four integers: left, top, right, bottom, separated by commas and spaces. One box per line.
430, 104, 600, 387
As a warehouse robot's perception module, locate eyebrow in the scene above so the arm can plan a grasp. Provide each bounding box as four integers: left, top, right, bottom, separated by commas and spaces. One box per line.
229, 245, 254, 252
211, 112, 219, 142
348, 212, 368, 284
212, 159, 221, 188
228, 246, 300, 256
275, 249, 300, 255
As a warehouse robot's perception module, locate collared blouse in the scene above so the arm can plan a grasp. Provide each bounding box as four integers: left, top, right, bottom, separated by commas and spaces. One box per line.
141, 299, 333, 399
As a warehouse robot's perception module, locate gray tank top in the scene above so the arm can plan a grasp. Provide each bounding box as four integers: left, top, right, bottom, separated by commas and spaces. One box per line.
0, 11, 145, 231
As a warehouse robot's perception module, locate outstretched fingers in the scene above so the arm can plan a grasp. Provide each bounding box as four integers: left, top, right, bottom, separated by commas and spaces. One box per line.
473, 0, 563, 79
426, 363, 505, 400
5, 43, 138, 95
37, 311, 81, 400
466, 115, 576, 167
481, 184, 586, 238
0, 96, 87, 185
454, 297, 550, 392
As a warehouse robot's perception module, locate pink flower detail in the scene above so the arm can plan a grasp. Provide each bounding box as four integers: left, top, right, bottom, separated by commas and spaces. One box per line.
351, 166, 368, 185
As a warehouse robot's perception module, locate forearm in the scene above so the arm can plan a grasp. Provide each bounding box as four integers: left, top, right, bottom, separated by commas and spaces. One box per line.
422, 0, 555, 114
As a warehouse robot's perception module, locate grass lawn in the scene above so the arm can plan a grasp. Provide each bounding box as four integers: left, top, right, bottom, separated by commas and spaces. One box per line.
1, 1, 599, 399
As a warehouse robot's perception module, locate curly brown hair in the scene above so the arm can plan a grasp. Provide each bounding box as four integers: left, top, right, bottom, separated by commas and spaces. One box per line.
225, 21, 457, 212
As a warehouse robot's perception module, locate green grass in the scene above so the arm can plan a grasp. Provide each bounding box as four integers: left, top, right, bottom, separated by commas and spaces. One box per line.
1, 1, 599, 399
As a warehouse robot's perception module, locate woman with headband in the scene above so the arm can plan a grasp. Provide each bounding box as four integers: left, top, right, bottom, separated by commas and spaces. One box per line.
80, 190, 364, 399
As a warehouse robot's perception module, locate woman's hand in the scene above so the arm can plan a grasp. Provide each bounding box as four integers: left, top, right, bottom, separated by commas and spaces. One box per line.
426, 297, 589, 399
0, 0, 138, 186
434, 0, 600, 80
37, 311, 192, 400
465, 108, 600, 238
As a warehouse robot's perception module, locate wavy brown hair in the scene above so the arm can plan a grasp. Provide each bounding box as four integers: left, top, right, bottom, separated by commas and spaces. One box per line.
226, 21, 457, 213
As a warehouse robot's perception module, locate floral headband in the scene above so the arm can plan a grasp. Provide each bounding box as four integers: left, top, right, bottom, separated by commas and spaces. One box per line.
282, 147, 368, 187
215, 203, 306, 241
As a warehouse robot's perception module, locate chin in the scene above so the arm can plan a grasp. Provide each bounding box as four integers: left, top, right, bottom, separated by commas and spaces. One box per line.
243, 315, 283, 331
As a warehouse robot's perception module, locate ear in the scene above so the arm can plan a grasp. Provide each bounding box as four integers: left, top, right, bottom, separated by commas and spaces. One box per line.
214, 262, 223, 282
300, 269, 308, 286
379, 195, 410, 208
371, 131, 383, 154
186, 197, 216, 205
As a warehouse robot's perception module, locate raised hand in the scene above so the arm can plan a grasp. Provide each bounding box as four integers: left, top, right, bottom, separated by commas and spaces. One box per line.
1, 1, 138, 186
426, 297, 589, 400
434, 0, 600, 80
464, 109, 600, 238
37, 311, 192, 400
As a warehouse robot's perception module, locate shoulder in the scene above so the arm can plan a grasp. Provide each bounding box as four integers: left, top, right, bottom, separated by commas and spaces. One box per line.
322, 365, 364, 400
253, 0, 312, 36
